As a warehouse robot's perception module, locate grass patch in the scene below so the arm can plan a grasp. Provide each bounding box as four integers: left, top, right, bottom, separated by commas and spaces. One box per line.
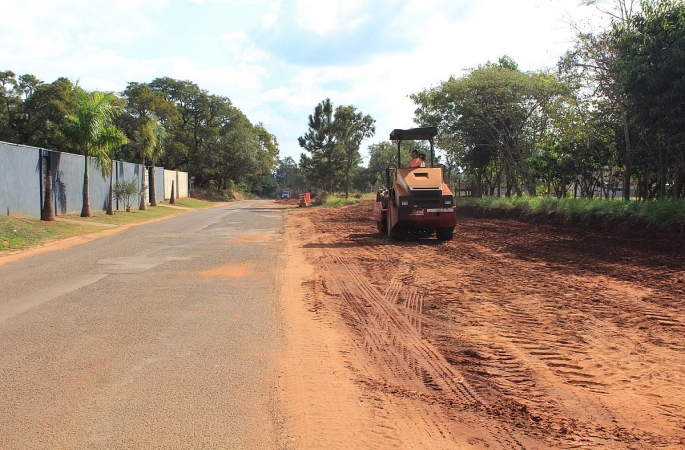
459, 196, 685, 229
58, 201, 208, 227
0, 216, 105, 252
311, 192, 362, 208
190, 187, 258, 202
319, 197, 361, 208
170, 198, 215, 209
0, 198, 215, 253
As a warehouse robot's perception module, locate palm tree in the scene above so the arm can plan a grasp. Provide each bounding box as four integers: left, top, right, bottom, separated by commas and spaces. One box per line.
62, 87, 128, 217
149, 122, 168, 206
135, 117, 157, 210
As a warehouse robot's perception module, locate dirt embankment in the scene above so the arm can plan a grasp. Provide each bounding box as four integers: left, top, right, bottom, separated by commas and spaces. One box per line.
278, 200, 685, 449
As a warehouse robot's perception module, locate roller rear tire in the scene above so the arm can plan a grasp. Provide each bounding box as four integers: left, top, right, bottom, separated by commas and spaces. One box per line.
377, 220, 387, 234
436, 227, 454, 241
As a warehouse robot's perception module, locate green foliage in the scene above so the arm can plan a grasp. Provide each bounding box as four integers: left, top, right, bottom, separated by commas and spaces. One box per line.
22, 77, 77, 152
61, 86, 128, 216
274, 156, 304, 189
112, 178, 140, 211
311, 191, 329, 206
412, 58, 571, 197
62, 87, 128, 176
297, 99, 375, 196
472, 196, 685, 229
611, 1, 685, 199
333, 104, 375, 198
298, 99, 345, 191
146, 77, 278, 193
1, 70, 279, 198
0, 216, 42, 249
614, 1, 685, 145
350, 166, 373, 192
311, 191, 360, 207
0, 70, 23, 143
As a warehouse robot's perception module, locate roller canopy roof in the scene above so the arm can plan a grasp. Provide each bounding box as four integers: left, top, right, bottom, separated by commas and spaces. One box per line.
389, 127, 437, 141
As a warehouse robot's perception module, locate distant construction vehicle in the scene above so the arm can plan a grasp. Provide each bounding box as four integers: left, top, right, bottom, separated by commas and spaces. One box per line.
372, 127, 456, 240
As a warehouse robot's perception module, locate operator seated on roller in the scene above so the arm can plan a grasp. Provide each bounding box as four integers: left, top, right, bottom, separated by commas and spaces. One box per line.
409, 149, 423, 168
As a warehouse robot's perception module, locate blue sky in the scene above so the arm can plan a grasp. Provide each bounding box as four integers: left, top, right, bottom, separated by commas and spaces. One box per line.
1, 0, 608, 163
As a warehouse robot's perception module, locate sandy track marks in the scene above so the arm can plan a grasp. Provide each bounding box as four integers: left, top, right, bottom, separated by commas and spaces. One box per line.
322, 255, 528, 450
275, 222, 406, 450
422, 240, 685, 446
285, 202, 685, 448
424, 248, 685, 445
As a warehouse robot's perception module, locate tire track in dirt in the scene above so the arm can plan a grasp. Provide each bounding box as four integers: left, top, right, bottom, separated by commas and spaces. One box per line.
292, 201, 685, 448
275, 226, 408, 450
424, 240, 685, 446
321, 254, 527, 449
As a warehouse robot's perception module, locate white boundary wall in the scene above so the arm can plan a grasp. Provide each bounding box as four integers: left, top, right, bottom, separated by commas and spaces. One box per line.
164, 170, 189, 199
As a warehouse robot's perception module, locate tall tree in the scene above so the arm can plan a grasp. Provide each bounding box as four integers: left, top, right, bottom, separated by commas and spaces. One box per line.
149, 121, 168, 206
334, 105, 376, 198
22, 77, 77, 152
0, 71, 21, 142
149, 78, 263, 190
298, 99, 344, 192
413, 58, 569, 196
61, 87, 128, 217
274, 156, 300, 189
613, 0, 685, 198
559, 0, 639, 200
134, 116, 157, 210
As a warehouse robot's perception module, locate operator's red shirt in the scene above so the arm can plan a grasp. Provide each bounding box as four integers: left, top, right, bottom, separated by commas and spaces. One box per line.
409, 157, 424, 168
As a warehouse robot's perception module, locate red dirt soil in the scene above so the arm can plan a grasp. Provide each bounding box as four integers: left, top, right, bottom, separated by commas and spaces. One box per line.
278, 199, 685, 449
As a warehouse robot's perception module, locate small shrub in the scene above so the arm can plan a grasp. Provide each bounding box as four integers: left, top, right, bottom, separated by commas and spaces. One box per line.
113, 179, 139, 212
312, 191, 329, 206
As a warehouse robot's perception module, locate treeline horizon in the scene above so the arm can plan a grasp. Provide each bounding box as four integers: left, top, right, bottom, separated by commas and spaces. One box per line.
4, 1, 685, 202
282, 0, 685, 201
0, 73, 280, 197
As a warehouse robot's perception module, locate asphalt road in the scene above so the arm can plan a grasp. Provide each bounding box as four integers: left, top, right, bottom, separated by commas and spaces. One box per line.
0, 201, 287, 449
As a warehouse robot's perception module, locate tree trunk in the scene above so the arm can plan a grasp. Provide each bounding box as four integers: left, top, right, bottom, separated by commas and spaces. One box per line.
139, 157, 147, 210
106, 161, 114, 215
674, 162, 681, 199
561, 173, 566, 198
344, 160, 351, 199
149, 165, 157, 206
81, 154, 91, 217
620, 106, 632, 201
547, 172, 551, 197
497, 171, 501, 197
42, 168, 55, 221
642, 165, 649, 201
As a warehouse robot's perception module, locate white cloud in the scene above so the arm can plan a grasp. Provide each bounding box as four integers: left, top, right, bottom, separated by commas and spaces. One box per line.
221, 31, 272, 62
0, 0, 620, 163
262, 0, 281, 29
294, 0, 371, 35
259, 0, 612, 161
0, 0, 167, 70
